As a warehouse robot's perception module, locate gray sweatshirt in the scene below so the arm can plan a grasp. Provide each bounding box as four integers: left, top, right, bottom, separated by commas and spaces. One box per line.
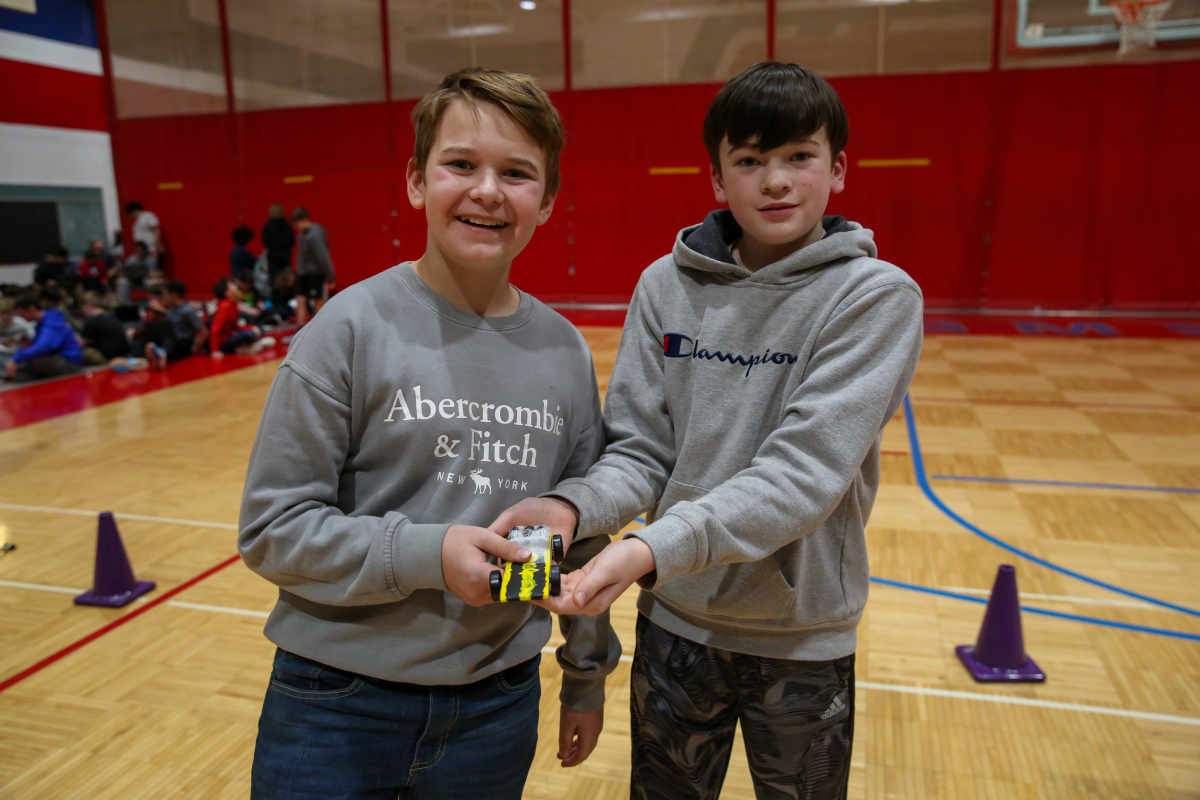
550, 210, 924, 661
238, 264, 620, 710
296, 223, 334, 280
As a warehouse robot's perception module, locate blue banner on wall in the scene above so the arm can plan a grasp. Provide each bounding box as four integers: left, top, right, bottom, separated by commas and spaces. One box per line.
0, 0, 97, 48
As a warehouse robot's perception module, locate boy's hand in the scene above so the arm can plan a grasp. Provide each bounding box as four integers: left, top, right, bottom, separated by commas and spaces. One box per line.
561, 537, 656, 616
559, 705, 603, 767
488, 496, 579, 552
442, 525, 531, 606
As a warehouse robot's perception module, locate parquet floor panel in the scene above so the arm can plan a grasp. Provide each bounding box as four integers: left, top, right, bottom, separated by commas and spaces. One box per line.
0, 332, 1197, 798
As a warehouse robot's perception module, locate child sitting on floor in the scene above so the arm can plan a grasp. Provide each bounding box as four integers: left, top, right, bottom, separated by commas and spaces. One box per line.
209, 276, 274, 358
4, 294, 84, 380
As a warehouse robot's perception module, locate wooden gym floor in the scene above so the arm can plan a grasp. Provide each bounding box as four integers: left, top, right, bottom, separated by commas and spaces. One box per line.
0, 329, 1198, 799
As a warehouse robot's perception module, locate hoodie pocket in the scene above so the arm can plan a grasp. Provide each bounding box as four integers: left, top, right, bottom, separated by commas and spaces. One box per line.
656, 558, 796, 622
652, 479, 796, 622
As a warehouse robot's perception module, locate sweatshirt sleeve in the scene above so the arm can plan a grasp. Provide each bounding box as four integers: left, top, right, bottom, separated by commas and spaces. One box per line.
632, 282, 924, 585
313, 229, 335, 281
13, 314, 64, 362
547, 279, 675, 540
553, 356, 622, 711
209, 301, 234, 354
238, 362, 450, 605
555, 535, 622, 711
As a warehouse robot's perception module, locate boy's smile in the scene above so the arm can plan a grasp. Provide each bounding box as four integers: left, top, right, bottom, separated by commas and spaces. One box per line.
711, 129, 847, 271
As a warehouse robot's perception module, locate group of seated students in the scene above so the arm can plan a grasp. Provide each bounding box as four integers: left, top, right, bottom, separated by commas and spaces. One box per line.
35, 239, 159, 304
0, 274, 279, 383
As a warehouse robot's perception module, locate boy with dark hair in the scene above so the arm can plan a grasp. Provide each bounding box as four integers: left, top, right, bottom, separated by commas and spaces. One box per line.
131, 281, 202, 370
290, 206, 334, 328
239, 68, 618, 799
0, 296, 35, 350
79, 239, 111, 294
124, 200, 161, 257
79, 294, 130, 365
117, 241, 155, 303
231, 225, 257, 275
33, 247, 71, 286
495, 61, 924, 799
4, 294, 85, 380
210, 276, 273, 357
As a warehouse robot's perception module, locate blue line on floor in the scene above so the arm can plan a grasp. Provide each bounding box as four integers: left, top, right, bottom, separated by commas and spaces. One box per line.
931, 474, 1200, 495
903, 394, 1200, 618
868, 577, 1200, 641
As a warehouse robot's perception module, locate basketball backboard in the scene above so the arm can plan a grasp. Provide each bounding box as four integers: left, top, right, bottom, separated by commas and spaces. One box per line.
1015, 0, 1200, 49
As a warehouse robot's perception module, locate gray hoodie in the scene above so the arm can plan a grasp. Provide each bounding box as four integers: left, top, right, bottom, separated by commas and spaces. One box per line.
550, 210, 923, 661
238, 264, 620, 710
296, 222, 334, 281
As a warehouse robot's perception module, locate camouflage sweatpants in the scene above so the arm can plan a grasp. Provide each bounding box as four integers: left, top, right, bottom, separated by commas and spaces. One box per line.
630, 615, 855, 800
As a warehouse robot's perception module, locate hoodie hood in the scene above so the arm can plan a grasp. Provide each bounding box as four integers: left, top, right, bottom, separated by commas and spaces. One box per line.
675, 208, 877, 284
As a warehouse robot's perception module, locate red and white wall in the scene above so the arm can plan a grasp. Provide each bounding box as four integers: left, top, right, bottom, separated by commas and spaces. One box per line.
0, 0, 120, 276
110, 61, 1200, 311
4, 0, 1197, 311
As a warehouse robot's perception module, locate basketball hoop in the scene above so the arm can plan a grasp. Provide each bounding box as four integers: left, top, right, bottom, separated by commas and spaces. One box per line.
1108, 0, 1174, 54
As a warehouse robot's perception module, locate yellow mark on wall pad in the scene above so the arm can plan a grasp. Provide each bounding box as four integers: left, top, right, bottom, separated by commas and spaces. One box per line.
649, 166, 702, 175
157, 182, 184, 190
857, 159, 931, 168
283, 175, 314, 184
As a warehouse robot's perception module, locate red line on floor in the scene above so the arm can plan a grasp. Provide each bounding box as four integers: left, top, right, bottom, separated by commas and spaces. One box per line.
881, 450, 909, 456
0, 344, 288, 431
0, 554, 242, 693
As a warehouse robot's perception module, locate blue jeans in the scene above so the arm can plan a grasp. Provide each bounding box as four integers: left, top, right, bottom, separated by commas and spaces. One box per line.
251, 648, 542, 799
219, 328, 259, 354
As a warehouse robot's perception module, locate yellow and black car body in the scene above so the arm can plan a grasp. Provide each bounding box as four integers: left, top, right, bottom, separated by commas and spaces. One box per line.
490, 525, 564, 602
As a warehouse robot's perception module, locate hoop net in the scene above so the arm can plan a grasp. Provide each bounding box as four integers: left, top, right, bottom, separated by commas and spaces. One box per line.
1108, 0, 1174, 54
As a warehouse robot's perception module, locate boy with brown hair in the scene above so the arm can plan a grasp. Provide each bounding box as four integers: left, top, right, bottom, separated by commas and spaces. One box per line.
239, 68, 619, 799
495, 61, 924, 798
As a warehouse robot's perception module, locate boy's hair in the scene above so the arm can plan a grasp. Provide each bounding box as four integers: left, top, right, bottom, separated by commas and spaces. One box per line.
14, 294, 41, 311
124, 201, 143, 214
703, 62, 849, 170
290, 206, 309, 223
232, 225, 255, 246
411, 67, 564, 198
213, 276, 232, 298
164, 279, 187, 297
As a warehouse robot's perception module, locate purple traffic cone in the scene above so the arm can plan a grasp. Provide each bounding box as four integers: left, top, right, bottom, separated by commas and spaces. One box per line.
74, 512, 156, 607
956, 564, 1045, 682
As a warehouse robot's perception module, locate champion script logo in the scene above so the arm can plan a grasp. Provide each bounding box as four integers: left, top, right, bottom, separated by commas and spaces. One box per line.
663, 333, 798, 377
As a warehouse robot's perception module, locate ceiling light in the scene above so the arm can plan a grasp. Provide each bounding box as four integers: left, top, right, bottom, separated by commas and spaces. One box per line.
520, 1, 537, 9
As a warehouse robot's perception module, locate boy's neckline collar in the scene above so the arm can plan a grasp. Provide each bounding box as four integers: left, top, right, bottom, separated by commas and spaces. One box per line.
394, 262, 534, 331
684, 209, 854, 267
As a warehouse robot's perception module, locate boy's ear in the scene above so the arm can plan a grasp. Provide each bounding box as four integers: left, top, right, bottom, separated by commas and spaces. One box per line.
830, 151, 848, 196
405, 157, 427, 210
536, 190, 557, 227
709, 163, 728, 206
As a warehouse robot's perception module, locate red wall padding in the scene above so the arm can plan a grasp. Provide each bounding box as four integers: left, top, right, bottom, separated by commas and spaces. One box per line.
0, 57, 108, 132
111, 60, 1200, 310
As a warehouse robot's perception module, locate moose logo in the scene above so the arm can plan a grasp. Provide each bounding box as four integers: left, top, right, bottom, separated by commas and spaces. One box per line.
468, 469, 492, 494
